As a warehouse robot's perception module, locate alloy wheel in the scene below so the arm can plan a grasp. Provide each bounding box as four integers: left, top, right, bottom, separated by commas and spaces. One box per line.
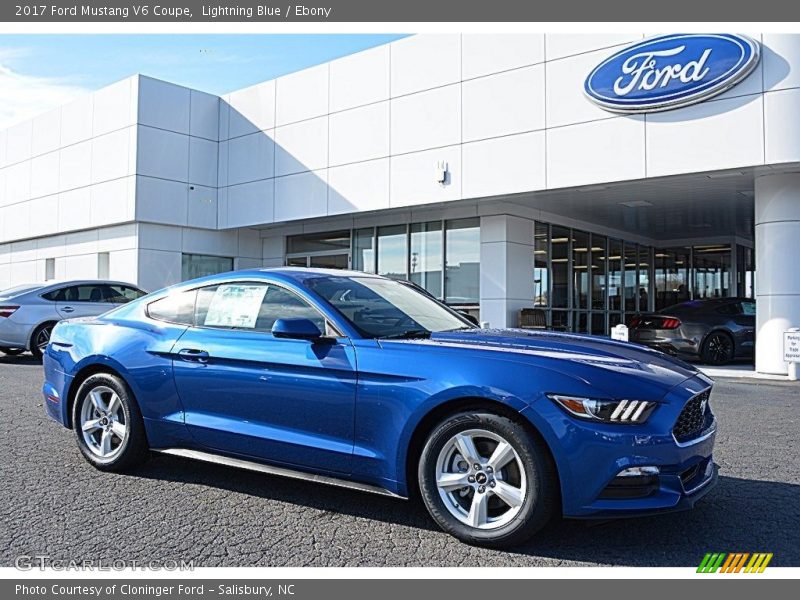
434, 428, 527, 530
79, 385, 128, 458
35, 326, 52, 352
706, 333, 733, 364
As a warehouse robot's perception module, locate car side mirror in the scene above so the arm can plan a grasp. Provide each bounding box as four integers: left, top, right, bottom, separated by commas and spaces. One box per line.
271, 318, 324, 341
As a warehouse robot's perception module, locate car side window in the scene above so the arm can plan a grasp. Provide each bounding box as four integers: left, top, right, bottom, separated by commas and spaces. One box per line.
107, 285, 147, 304
194, 283, 268, 329
147, 290, 197, 325
255, 285, 326, 333
741, 301, 756, 316
49, 285, 109, 303
716, 303, 738, 316
193, 282, 327, 334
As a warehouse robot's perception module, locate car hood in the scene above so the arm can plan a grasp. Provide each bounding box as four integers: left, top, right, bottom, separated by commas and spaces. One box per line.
421, 328, 702, 394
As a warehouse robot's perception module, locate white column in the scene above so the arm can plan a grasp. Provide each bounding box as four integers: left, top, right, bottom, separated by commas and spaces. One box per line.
754, 173, 800, 375
479, 215, 535, 328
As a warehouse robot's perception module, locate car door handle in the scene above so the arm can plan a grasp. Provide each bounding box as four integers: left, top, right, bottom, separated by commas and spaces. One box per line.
177, 348, 209, 363
61, 306, 75, 313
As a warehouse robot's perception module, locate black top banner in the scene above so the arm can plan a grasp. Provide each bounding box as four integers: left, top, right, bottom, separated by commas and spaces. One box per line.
2, 0, 800, 22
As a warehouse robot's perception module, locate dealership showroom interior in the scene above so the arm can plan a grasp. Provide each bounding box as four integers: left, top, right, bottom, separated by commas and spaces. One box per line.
0, 32, 798, 376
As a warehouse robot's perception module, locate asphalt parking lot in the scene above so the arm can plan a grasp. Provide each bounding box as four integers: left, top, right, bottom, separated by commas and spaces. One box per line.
0, 356, 798, 568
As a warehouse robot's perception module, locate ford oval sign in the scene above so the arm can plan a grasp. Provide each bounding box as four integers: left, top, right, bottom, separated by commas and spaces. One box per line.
584, 34, 760, 113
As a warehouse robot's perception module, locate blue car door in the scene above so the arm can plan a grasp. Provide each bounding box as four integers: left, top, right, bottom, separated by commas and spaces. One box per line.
170, 281, 356, 474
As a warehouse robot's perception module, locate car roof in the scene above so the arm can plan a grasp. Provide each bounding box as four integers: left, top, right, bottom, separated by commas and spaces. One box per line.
150, 268, 386, 298
33, 280, 144, 293
662, 297, 754, 312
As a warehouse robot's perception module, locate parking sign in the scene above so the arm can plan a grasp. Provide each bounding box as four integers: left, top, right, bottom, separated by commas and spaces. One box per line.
784, 330, 800, 363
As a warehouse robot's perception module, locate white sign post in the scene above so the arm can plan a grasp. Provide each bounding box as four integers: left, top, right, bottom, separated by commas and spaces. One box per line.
611, 324, 629, 342
784, 328, 800, 382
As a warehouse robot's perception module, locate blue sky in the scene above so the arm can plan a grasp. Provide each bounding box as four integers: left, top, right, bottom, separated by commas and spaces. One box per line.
0, 34, 407, 128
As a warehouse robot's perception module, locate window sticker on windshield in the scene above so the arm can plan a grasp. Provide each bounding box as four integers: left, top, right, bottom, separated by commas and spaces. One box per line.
203, 284, 267, 328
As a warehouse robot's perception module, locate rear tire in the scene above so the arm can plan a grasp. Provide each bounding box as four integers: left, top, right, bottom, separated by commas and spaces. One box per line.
701, 331, 735, 365
72, 373, 150, 471
418, 411, 557, 548
29, 322, 55, 361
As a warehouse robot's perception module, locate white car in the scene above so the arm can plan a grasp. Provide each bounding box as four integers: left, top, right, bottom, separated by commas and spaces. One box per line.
0, 280, 147, 359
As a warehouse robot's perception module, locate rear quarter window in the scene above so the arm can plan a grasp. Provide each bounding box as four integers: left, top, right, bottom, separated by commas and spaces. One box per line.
41, 289, 63, 301
147, 290, 197, 325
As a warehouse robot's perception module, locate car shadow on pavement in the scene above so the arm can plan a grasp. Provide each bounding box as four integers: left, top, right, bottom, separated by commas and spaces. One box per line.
0, 354, 39, 365
133, 454, 799, 566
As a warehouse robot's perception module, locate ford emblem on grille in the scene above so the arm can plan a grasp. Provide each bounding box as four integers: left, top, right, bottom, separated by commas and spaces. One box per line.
584, 34, 760, 113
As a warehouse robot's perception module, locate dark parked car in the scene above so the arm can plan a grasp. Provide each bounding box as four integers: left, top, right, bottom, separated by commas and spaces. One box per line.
629, 298, 755, 365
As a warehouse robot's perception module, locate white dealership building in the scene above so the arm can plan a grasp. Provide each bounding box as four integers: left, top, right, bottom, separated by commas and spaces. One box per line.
1, 33, 799, 374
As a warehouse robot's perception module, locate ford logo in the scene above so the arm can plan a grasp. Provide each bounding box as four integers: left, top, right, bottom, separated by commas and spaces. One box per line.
584, 34, 760, 113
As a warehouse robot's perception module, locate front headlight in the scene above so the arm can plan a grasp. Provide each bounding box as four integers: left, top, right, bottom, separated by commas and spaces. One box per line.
547, 394, 656, 424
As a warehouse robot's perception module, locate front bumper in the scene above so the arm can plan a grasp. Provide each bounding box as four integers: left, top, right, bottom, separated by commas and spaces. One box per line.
572, 458, 719, 519
42, 345, 73, 428
521, 373, 718, 518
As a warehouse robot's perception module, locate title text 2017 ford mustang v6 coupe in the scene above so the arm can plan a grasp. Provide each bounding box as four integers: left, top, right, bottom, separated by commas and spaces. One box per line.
43, 269, 718, 547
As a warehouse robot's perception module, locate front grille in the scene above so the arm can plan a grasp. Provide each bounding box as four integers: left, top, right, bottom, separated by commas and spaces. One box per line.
673, 390, 712, 443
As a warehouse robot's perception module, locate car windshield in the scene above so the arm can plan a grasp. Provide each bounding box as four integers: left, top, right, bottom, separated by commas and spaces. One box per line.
305, 276, 474, 339
0, 283, 42, 298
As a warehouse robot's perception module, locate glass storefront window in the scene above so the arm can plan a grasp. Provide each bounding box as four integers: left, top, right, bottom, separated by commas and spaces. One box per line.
624, 243, 639, 312
608, 239, 623, 312
181, 254, 234, 281
410, 222, 443, 298
591, 234, 607, 311
445, 218, 480, 305
655, 248, 689, 310
551, 226, 570, 309
572, 230, 589, 310
533, 222, 549, 307
737, 245, 755, 298
551, 310, 569, 331
377, 225, 408, 280
287, 230, 350, 254
591, 313, 606, 335
282, 220, 749, 338
638, 246, 651, 311
655, 247, 691, 310
353, 228, 376, 273
693, 244, 731, 300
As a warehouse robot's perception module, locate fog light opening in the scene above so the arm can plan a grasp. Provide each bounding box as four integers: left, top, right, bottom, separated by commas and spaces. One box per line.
598, 466, 660, 499
617, 466, 660, 477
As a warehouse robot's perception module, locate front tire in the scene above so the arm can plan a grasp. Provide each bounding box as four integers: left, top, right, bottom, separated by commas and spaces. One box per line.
418, 411, 557, 548
72, 373, 149, 471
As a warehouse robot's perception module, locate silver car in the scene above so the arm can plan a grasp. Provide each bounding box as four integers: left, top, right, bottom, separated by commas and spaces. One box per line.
0, 280, 147, 359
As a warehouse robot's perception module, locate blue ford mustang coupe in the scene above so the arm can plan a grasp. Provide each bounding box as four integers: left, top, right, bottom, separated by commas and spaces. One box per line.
43, 268, 718, 547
